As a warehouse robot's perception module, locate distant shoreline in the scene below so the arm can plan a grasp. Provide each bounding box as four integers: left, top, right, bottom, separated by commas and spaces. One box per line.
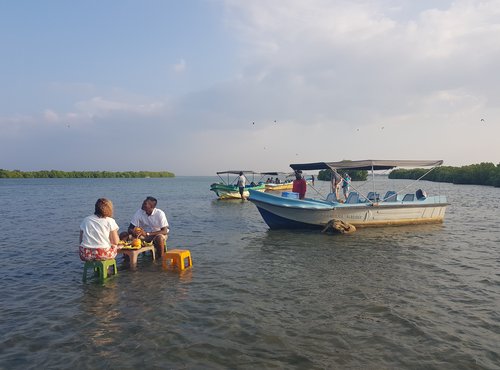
0, 169, 175, 178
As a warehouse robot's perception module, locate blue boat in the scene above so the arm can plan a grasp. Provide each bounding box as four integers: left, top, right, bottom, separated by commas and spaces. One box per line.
249, 159, 449, 230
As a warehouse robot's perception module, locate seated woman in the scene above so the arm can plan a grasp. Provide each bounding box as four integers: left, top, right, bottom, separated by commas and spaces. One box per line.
79, 198, 120, 261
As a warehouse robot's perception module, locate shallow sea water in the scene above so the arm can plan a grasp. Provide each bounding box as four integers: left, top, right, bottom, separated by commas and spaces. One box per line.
0, 177, 499, 369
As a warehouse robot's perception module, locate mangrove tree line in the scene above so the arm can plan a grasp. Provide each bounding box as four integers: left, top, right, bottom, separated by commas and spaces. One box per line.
317, 169, 368, 181
0, 169, 175, 178
389, 162, 500, 187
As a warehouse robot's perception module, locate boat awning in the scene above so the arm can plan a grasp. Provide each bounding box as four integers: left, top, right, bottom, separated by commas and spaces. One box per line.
290, 160, 443, 171
216, 170, 259, 175
260, 171, 289, 176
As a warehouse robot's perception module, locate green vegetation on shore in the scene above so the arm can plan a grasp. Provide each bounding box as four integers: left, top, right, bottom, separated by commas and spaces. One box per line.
389, 162, 500, 187
317, 169, 368, 181
0, 169, 175, 178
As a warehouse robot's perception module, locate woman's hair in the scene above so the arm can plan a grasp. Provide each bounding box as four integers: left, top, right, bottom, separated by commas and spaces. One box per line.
94, 198, 113, 218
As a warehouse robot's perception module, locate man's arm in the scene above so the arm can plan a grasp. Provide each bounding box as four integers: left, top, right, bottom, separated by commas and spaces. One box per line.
148, 226, 168, 237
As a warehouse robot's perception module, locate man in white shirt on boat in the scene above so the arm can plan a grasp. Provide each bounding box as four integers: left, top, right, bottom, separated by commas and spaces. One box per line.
237, 171, 246, 199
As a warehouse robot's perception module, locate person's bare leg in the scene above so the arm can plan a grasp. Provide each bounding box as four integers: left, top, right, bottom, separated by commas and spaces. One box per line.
153, 234, 167, 258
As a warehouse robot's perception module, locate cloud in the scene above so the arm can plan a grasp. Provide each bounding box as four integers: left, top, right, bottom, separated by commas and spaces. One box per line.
74, 96, 167, 116
172, 58, 187, 73
43, 109, 59, 123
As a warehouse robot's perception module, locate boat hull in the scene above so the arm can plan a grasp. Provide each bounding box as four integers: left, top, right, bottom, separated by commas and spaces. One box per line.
265, 180, 312, 192
265, 183, 293, 192
249, 190, 448, 230
210, 183, 266, 200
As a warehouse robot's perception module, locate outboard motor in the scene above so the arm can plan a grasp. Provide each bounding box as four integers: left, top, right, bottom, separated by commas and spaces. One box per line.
416, 189, 427, 200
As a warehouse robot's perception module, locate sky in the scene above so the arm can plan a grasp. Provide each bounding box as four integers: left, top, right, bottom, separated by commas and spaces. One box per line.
1, 0, 499, 175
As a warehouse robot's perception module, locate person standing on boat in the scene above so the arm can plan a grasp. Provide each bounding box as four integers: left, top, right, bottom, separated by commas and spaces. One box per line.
128, 196, 169, 258
237, 171, 246, 199
342, 173, 351, 201
79, 198, 120, 261
292, 170, 307, 199
331, 170, 343, 201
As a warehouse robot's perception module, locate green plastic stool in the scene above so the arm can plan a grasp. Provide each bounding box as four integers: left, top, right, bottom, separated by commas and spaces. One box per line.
83, 259, 118, 281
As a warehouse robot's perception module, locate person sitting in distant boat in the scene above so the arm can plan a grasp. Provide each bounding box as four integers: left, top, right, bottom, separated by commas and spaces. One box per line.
79, 198, 120, 261
250, 181, 256, 187
275, 177, 280, 184
331, 170, 343, 200
292, 170, 307, 199
128, 196, 169, 258
237, 172, 246, 199
342, 173, 351, 201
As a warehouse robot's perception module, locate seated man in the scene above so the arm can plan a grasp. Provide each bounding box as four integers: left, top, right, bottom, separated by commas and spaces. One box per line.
128, 196, 169, 258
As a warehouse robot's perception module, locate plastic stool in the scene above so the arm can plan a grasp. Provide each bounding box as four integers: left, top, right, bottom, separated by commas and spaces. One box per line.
83, 259, 118, 281
163, 249, 192, 271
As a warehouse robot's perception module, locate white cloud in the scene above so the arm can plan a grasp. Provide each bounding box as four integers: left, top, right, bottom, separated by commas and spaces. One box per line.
74, 96, 168, 117
43, 109, 59, 123
172, 58, 187, 73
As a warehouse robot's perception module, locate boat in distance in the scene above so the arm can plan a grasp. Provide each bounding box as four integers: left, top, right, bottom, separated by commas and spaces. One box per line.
263, 172, 313, 192
248, 159, 449, 230
210, 170, 266, 200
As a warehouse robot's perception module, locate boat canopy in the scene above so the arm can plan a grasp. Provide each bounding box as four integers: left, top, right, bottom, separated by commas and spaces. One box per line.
216, 170, 259, 175
290, 160, 443, 172
260, 171, 290, 176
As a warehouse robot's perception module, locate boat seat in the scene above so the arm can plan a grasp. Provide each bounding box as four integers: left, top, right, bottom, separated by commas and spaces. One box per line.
402, 193, 415, 202
383, 191, 397, 202
345, 192, 359, 204
326, 192, 338, 202
416, 189, 427, 200
367, 192, 380, 202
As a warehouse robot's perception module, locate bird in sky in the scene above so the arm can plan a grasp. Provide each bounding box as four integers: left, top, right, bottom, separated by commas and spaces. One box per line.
252, 121, 255, 125
481, 118, 485, 122
274, 120, 277, 123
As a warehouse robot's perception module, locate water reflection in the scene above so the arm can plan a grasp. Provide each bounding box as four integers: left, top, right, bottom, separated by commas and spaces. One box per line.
79, 281, 121, 358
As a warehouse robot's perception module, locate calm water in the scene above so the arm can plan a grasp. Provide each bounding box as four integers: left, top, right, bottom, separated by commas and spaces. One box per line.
0, 177, 499, 369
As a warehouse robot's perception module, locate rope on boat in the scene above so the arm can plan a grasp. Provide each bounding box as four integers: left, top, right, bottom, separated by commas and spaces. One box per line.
321, 219, 356, 234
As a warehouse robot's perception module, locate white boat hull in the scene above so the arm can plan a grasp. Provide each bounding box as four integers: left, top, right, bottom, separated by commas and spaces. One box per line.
249, 190, 448, 229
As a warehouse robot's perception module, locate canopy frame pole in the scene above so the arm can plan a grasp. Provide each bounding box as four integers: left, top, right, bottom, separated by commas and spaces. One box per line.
371, 164, 376, 200
385, 165, 441, 201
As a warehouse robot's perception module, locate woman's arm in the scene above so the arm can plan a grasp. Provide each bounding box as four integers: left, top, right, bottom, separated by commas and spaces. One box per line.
109, 229, 120, 246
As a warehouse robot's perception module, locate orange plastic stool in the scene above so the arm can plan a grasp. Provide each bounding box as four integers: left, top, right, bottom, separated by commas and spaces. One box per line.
163, 249, 192, 271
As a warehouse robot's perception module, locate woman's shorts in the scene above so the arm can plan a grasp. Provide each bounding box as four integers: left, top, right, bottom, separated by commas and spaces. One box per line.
79, 245, 118, 261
